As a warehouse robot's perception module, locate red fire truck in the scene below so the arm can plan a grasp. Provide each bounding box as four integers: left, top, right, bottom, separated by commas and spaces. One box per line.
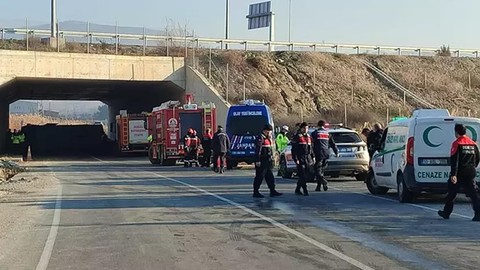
116, 112, 150, 154
147, 96, 216, 165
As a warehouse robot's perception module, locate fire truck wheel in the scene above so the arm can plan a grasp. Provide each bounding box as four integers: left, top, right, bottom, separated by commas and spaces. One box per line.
148, 146, 161, 165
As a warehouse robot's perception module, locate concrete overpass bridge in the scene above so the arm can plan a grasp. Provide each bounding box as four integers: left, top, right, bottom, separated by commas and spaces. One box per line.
0, 50, 229, 152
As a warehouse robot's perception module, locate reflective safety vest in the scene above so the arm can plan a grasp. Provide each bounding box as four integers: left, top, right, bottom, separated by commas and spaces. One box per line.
18, 133, 25, 143
147, 134, 153, 143
276, 133, 289, 152
185, 135, 199, 147
292, 132, 313, 159
11, 135, 20, 144
256, 133, 273, 161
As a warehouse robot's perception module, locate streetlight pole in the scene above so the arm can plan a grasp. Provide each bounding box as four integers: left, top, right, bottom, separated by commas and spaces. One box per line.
225, 0, 230, 50
51, 0, 57, 38
288, 0, 292, 43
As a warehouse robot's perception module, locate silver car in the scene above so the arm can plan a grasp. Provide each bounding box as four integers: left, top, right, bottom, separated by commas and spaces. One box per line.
278, 127, 369, 181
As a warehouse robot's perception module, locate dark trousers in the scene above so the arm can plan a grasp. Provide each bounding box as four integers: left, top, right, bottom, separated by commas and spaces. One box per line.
443, 167, 480, 216
296, 163, 312, 190
203, 149, 212, 167
212, 152, 226, 170
314, 159, 328, 186
185, 147, 198, 161
254, 162, 275, 193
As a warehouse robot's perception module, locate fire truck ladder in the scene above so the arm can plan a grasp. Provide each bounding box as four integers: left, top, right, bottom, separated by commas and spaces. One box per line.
203, 103, 214, 131
120, 117, 129, 147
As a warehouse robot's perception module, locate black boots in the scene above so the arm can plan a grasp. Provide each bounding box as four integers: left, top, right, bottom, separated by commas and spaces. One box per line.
473, 213, 480, 222
438, 210, 449, 220
253, 190, 283, 198
295, 186, 308, 196
270, 190, 283, 197
253, 192, 264, 198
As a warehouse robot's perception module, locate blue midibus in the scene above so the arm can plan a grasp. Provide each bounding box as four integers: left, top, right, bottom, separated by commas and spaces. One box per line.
225, 100, 275, 168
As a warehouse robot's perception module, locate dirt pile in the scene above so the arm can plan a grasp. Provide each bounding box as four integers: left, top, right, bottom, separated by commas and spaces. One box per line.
9, 114, 89, 131
0, 159, 25, 183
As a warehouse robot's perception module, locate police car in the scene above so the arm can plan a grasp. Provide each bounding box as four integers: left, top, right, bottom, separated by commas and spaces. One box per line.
366, 109, 480, 203
278, 126, 369, 181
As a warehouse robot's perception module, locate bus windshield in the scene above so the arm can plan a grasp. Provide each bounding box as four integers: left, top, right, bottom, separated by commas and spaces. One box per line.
227, 116, 267, 135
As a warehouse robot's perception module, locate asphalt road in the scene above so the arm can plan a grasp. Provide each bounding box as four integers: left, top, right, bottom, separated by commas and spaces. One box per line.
1, 158, 480, 270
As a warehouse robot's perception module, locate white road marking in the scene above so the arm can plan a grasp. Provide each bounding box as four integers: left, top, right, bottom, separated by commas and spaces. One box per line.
90, 155, 104, 162
151, 172, 375, 270
332, 187, 471, 219
36, 184, 63, 270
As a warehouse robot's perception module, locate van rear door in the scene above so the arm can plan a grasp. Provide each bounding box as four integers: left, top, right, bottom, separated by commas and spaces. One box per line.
414, 117, 480, 183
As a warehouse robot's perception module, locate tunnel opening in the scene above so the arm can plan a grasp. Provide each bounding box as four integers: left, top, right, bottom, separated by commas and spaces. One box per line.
0, 77, 185, 158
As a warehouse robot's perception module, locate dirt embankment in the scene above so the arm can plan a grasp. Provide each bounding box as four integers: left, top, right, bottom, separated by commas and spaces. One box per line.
197, 51, 480, 128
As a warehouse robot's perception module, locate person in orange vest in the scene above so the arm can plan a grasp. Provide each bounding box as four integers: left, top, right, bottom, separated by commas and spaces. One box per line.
184, 128, 200, 166
201, 128, 213, 168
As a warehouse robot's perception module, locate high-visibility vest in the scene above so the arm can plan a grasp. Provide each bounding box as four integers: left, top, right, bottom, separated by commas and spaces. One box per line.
11, 135, 20, 144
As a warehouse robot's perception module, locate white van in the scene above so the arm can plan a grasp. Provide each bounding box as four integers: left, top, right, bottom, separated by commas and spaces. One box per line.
366, 109, 480, 202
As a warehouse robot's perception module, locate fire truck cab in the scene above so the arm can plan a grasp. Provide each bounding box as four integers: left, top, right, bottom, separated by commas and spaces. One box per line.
147, 96, 216, 166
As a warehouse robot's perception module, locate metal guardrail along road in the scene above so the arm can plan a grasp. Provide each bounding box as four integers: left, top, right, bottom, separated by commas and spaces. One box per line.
1, 27, 480, 57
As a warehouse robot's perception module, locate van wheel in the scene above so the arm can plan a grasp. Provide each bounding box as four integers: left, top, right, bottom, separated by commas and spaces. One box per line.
397, 173, 414, 203
366, 170, 389, 195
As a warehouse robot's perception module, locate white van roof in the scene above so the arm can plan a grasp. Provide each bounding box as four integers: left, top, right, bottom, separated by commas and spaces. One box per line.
411, 109, 450, 118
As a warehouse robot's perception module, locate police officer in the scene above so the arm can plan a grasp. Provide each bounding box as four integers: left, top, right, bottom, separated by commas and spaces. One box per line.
253, 124, 283, 198
291, 122, 314, 196
201, 128, 213, 167
438, 124, 480, 221
311, 120, 339, 192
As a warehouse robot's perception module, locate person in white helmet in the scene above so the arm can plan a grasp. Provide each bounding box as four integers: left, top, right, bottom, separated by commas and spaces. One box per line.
276, 125, 290, 153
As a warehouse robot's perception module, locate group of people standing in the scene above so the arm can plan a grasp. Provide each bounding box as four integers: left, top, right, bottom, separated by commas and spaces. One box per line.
186, 126, 230, 173
252, 120, 339, 198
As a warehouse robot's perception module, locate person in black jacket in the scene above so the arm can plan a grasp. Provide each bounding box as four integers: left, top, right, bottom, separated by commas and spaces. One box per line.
291, 122, 314, 196
201, 128, 213, 167
311, 120, 339, 192
367, 123, 383, 158
438, 124, 480, 221
253, 124, 283, 198
212, 126, 230, 174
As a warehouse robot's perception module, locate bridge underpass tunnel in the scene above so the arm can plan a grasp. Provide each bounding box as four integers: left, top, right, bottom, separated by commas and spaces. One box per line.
0, 77, 185, 156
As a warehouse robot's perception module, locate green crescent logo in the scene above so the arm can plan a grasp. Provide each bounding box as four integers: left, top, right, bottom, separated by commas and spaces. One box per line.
423, 126, 442, 147
466, 126, 478, 142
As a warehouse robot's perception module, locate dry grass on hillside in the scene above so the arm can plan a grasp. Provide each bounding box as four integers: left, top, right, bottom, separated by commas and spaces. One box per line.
197, 51, 415, 128
9, 114, 89, 130
370, 56, 480, 117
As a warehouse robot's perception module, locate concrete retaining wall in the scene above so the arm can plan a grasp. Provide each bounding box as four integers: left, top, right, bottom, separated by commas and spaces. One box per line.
185, 66, 230, 128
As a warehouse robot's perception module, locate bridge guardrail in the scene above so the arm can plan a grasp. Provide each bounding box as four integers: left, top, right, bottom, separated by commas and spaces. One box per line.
1, 27, 480, 57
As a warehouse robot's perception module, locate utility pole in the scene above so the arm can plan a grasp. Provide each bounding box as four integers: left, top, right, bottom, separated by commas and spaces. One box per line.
51, 0, 57, 38
288, 0, 292, 43
225, 0, 230, 50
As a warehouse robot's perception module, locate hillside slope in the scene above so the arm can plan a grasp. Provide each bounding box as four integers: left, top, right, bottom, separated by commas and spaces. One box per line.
197, 51, 480, 127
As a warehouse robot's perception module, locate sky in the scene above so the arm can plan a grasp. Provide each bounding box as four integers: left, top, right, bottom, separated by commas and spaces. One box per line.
1, 0, 480, 48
